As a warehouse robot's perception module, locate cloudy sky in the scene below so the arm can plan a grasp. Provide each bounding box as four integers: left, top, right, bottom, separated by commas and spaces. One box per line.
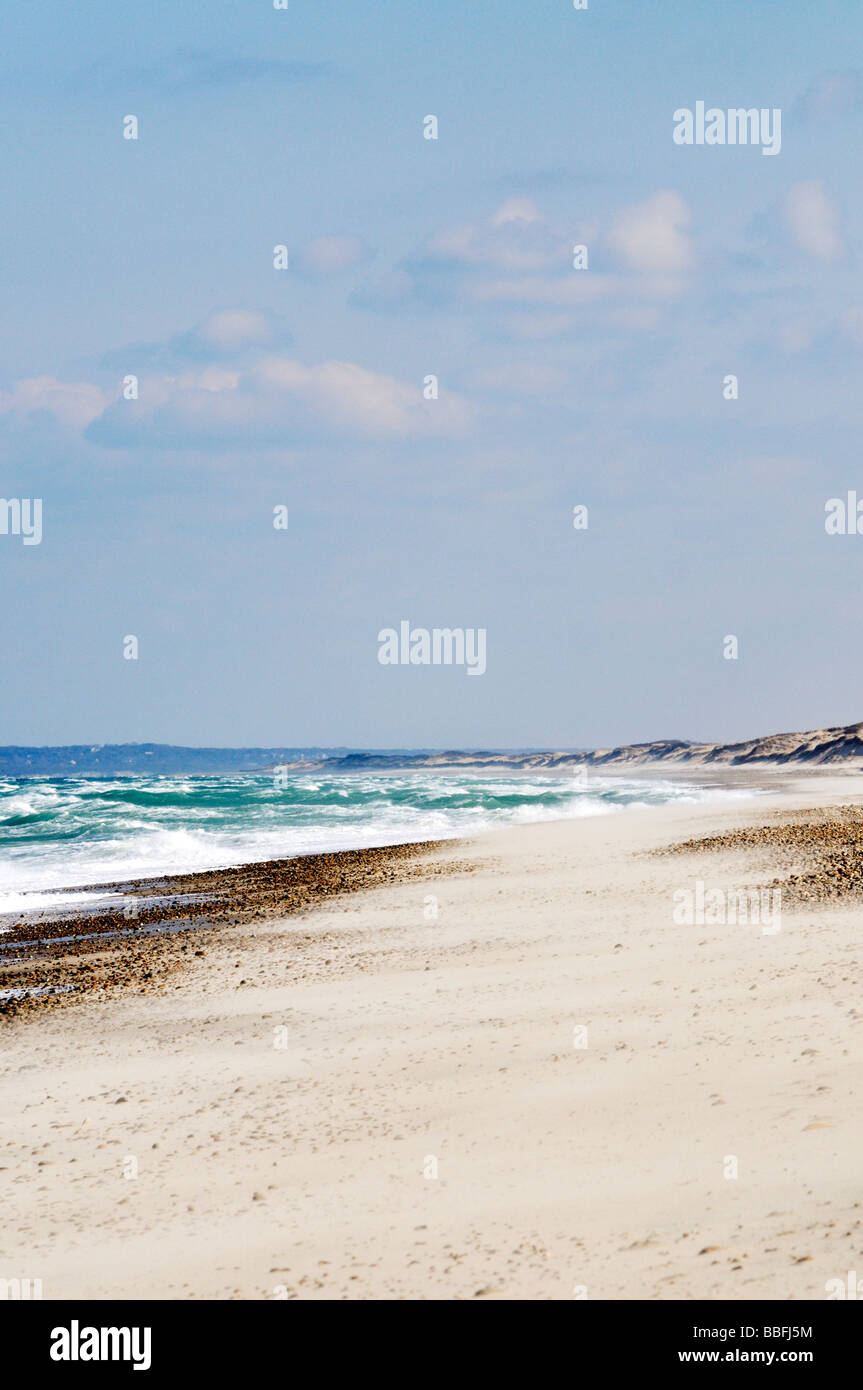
2, 1, 861, 749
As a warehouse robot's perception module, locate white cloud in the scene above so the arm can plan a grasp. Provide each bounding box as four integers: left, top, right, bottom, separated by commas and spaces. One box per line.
428, 201, 563, 273
252, 357, 473, 435
606, 190, 694, 274
0, 376, 108, 428
491, 197, 542, 226
4, 301, 474, 445
195, 310, 272, 352
86, 356, 474, 446
299, 235, 369, 274
410, 194, 693, 322
784, 180, 844, 262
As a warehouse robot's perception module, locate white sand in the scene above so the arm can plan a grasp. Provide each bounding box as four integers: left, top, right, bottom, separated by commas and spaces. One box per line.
3, 774, 863, 1300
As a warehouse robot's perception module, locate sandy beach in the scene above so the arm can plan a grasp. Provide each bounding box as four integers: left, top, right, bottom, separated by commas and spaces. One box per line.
3, 772, 863, 1300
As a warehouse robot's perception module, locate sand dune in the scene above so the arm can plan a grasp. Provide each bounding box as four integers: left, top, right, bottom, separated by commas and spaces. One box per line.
282, 719, 863, 773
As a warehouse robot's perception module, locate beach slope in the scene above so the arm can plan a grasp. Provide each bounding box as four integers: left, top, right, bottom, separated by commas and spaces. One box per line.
3, 777, 862, 1300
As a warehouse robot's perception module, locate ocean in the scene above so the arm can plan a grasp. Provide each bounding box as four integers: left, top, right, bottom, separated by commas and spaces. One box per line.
0, 769, 731, 916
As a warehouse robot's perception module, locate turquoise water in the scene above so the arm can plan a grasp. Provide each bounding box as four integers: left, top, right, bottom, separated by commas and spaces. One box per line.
0, 769, 718, 913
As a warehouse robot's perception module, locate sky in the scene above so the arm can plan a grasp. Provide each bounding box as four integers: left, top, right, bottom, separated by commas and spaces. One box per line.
1, 0, 862, 750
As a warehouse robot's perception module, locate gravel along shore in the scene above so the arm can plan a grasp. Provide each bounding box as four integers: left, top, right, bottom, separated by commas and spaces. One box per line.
0, 841, 454, 1017
655, 804, 863, 906
7, 801, 863, 1019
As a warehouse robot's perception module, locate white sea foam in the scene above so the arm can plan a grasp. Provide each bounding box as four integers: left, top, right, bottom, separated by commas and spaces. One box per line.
0, 770, 753, 913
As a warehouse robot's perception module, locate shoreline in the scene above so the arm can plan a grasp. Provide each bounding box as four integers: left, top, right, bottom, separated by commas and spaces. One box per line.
0, 841, 453, 1015
0, 763, 765, 1014
0, 764, 784, 1014
1, 764, 859, 1016
4, 773, 863, 1298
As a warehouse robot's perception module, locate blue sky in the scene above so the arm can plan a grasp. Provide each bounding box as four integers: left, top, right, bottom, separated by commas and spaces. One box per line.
1, 1, 862, 748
